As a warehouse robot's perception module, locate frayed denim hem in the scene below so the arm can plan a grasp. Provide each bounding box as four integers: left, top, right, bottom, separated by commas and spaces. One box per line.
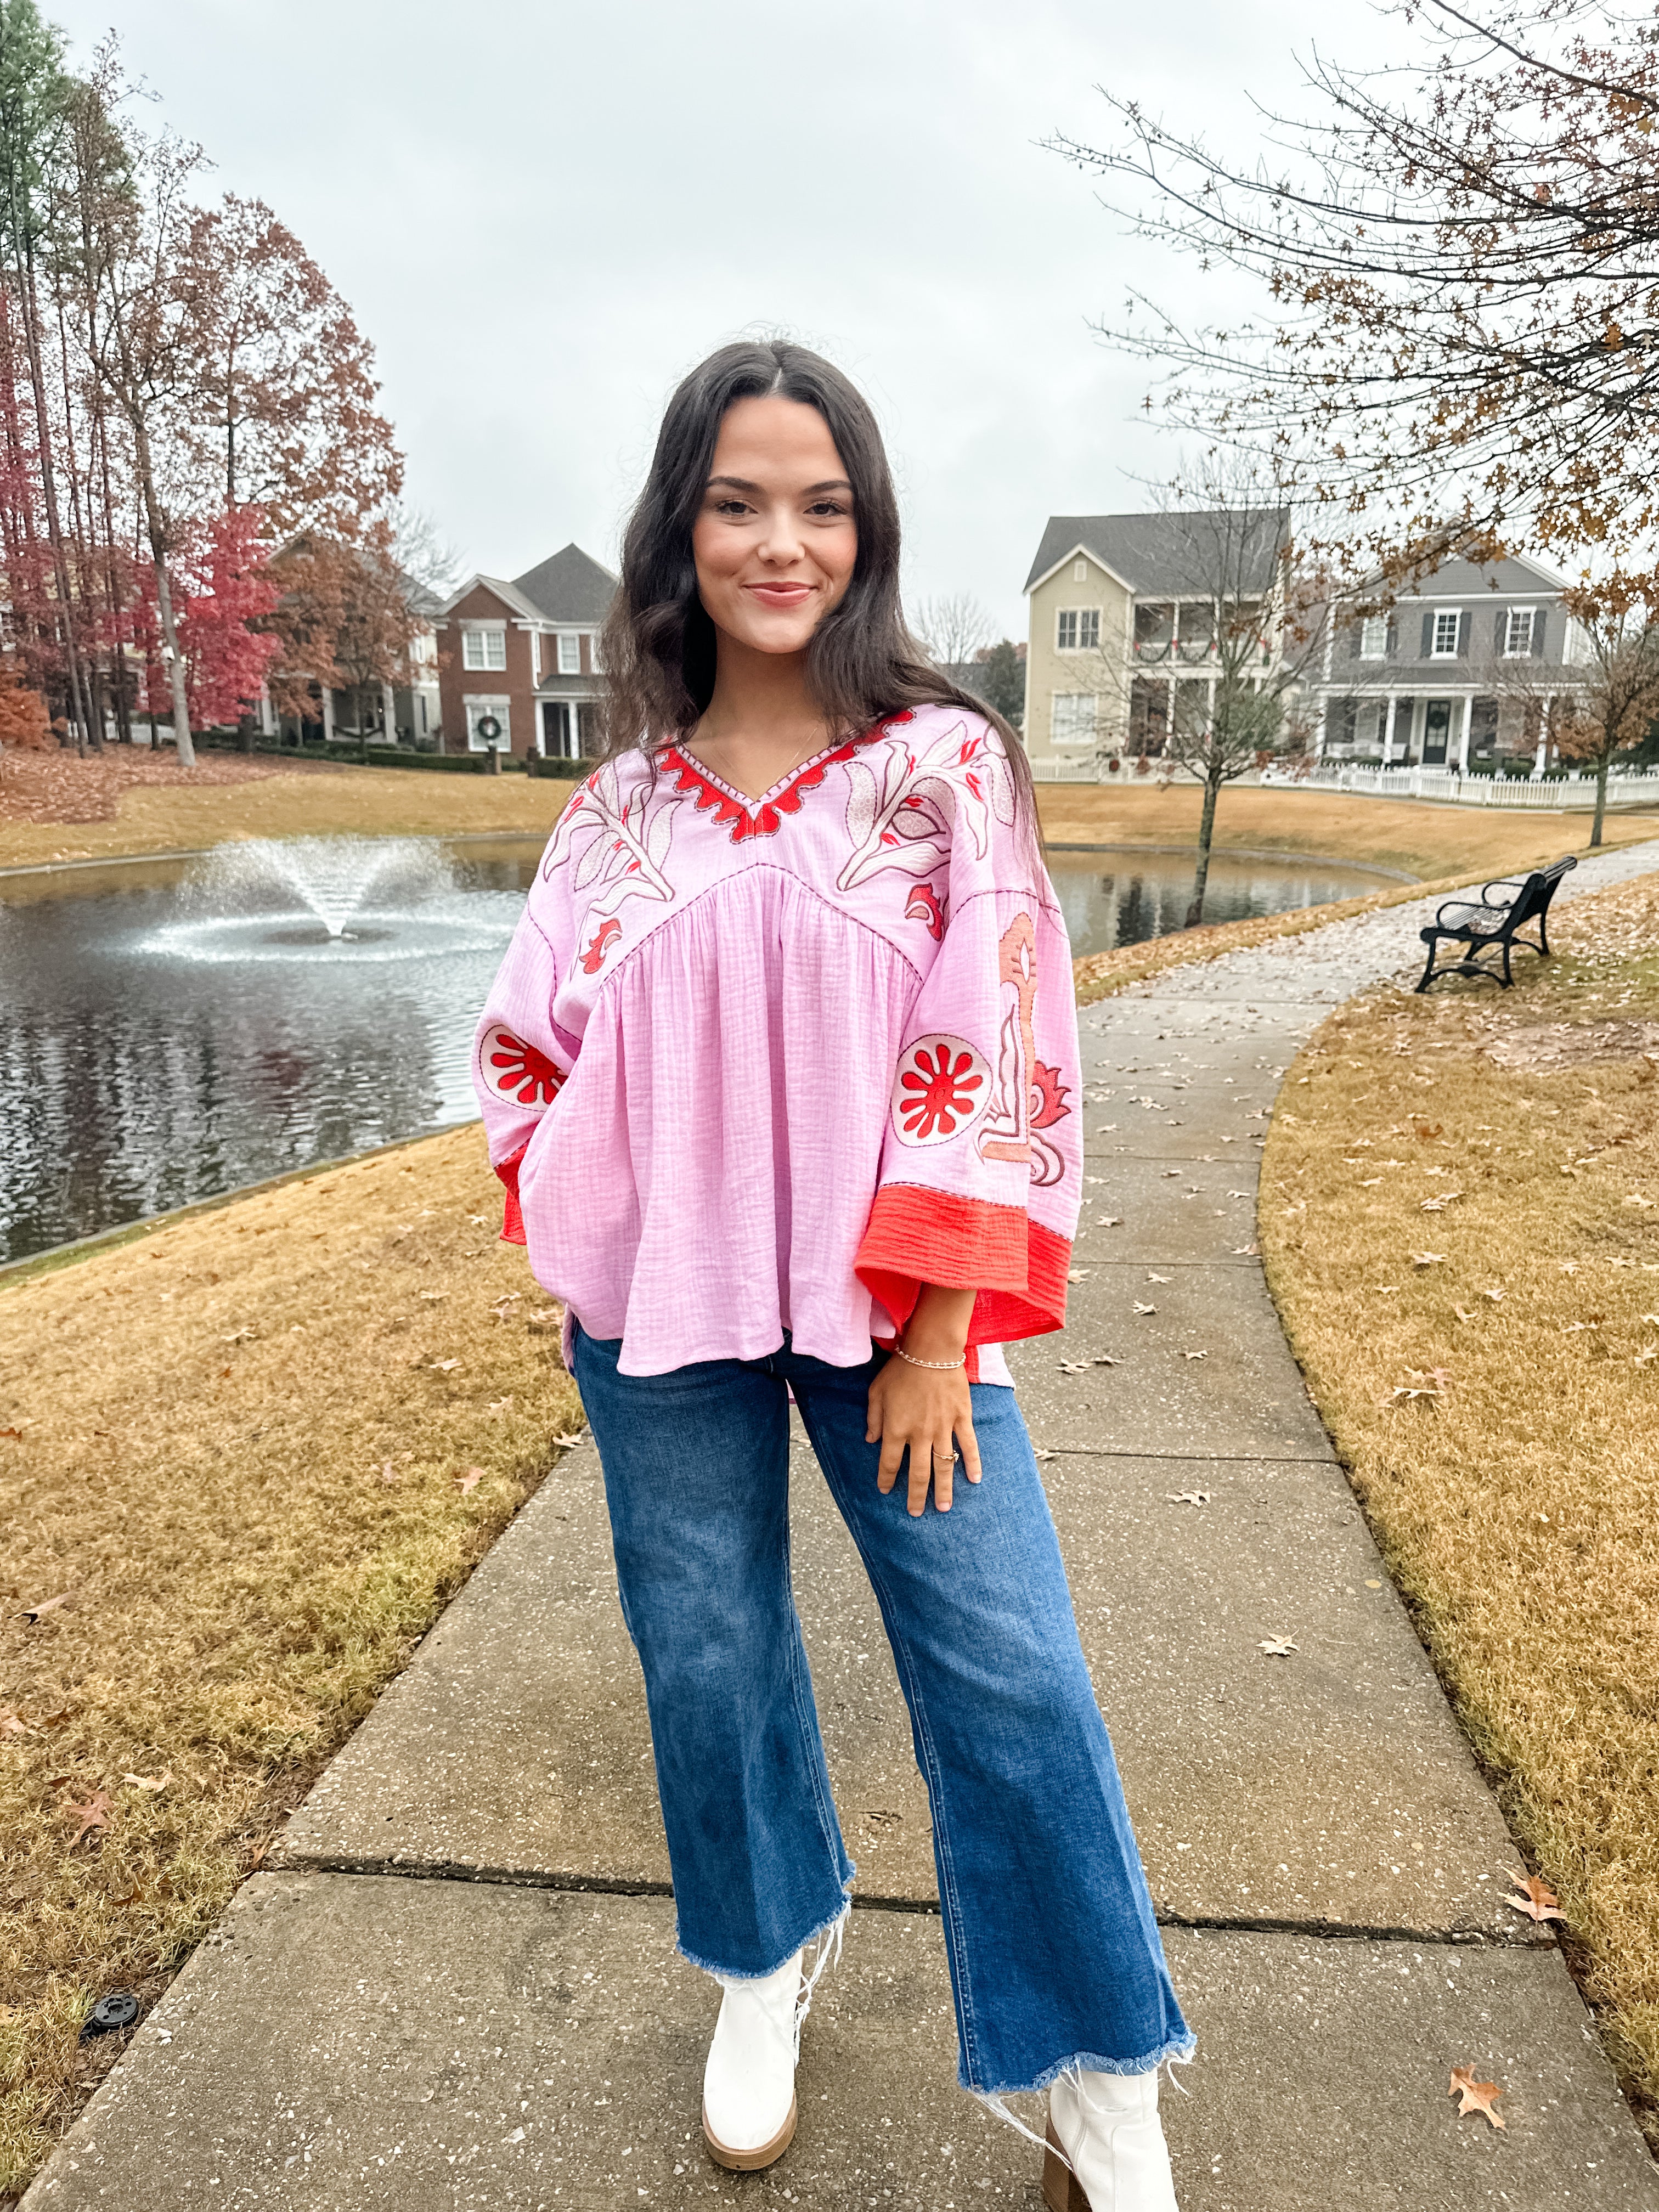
963, 2028, 1198, 2098
675, 1885, 853, 1984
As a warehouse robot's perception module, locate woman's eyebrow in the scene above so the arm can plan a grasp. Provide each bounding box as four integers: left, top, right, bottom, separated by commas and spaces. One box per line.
704, 475, 854, 495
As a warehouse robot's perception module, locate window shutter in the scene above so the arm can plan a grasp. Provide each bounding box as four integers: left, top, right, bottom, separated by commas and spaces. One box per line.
1385, 618, 1397, 659
1532, 612, 1547, 658
1419, 612, 1434, 658
1457, 611, 1472, 656
1495, 611, 1507, 654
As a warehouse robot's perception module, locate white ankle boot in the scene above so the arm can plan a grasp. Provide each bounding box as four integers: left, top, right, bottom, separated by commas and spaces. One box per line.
701, 1949, 802, 2170
1043, 2067, 1179, 2211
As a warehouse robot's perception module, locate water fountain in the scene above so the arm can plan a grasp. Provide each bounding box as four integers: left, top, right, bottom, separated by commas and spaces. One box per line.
145, 836, 520, 966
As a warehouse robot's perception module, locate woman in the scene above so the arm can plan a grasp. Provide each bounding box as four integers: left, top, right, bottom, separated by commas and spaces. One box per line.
472, 339, 1192, 2212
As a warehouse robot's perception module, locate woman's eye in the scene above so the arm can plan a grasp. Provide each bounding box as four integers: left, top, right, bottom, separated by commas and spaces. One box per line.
807, 500, 849, 518
712, 499, 751, 518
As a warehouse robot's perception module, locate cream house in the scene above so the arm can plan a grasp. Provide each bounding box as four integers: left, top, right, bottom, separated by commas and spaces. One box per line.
1022, 510, 1289, 778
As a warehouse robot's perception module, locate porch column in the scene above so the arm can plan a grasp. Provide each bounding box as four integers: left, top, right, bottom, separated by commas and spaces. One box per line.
320, 685, 335, 742
258, 686, 275, 738
381, 682, 397, 743
1457, 696, 1471, 772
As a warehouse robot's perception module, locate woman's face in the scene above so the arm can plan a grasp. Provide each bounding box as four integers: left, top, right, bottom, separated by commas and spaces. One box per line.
691, 395, 858, 656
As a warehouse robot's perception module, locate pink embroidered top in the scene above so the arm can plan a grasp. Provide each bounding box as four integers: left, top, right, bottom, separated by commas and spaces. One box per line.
471, 703, 1081, 1384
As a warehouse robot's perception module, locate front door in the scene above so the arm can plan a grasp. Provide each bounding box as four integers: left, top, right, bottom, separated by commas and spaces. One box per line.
542, 702, 571, 757
1423, 699, 1451, 765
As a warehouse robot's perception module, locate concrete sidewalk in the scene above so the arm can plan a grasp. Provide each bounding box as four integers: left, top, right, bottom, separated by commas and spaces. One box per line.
24, 844, 1659, 2210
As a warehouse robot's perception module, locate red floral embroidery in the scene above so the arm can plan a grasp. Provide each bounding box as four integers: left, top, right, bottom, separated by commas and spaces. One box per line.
904, 882, 946, 940
661, 713, 912, 845
1031, 1062, 1071, 1128
892, 1034, 990, 1144
479, 1023, 565, 1108
580, 918, 623, 973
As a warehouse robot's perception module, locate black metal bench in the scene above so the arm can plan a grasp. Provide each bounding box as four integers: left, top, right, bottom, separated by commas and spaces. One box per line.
1415, 855, 1577, 991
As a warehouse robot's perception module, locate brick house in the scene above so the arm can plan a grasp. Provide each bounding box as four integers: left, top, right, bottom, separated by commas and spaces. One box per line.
435, 543, 616, 759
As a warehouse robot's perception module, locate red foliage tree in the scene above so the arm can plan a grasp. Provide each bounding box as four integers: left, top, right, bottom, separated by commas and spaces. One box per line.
177, 506, 281, 730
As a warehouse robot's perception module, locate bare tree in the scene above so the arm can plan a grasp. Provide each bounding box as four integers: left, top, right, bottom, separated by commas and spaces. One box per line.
1051, 0, 1659, 595
390, 500, 461, 602
912, 590, 993, 669
1488, 584, 1659, 846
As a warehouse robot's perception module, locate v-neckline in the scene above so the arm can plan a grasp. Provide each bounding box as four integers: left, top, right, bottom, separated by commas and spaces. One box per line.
672, 739, 845, 810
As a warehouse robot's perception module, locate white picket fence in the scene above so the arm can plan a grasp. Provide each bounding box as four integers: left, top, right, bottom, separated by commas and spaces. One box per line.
1261, 764, 1659, 808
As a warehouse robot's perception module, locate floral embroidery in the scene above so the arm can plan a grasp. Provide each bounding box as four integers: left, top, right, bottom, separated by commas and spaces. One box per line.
890, 1034, 990, 1146
1031, 1062, 1071, 1128
838, 713, 1014, 890
904, 882, 946, 940
545, 760, 681, 915
478, 1023, 565, 1108
579, 918, 623, 973
662, 739, 866, 843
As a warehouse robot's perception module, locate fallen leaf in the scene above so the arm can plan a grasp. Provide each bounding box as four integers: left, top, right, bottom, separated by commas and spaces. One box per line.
1624, 1194, 1654, 1209
375, 1459, 401, 1485
419, 1290, 446, 1302
0, 1709, 30, 1736
1454, 1305, 1479, 1322
1259, 1637, 1299, 1657
551, 1431, 586, 1448
1227, 1189, 1250, 1199
64, 1788, 112, 1848
1162, 1169, 1181, 1179
121, 1770, 172, 1793
487, 1396, 515, 1413
1066, 1269, 1090, 1283
19, 1592, 73, 1624
427, 1359, 461, 1373
1147, 1272, 1171, 1284
1231, 1243, 1260, 1256
1419, 1193, 1464, 1212
1032, 1448, 1058, 1462
1181, 1350, 1209, 1360
1359, 1177, 1383, 1187
1412, 1252, 1446, 1267
453, 1468, 486, 1495
1448, 2068, 1505, 2129
222, 1327, 253, 1344
1092, 1355, 1122, 1368
0, 1425, 25, 1441
1415, 1123, 1442, 1141
1559, 1259, 1581, 1273
1134, 1301, 1158, 1316
1483, 1288, 1506, 1303
1167, 1490, 1211, 1506
1503, 1875, 1566, 1924
1096, 1216, 1124, 1228
1058, 1359, 1090, 1375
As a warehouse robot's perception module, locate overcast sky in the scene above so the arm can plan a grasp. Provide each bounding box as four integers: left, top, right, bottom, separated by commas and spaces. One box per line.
54, 0, 1393, 637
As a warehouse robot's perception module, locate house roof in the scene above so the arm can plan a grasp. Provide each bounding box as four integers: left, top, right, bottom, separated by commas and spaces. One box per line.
439, 573, 545, 623
512, 543, 618, 623
1024, 509, 1289, 596
1347, 553, 1569, 602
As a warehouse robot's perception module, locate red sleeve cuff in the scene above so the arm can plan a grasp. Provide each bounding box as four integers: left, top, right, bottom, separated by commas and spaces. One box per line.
854, 1183, 1070, 1347
496, 1147, 528, 1246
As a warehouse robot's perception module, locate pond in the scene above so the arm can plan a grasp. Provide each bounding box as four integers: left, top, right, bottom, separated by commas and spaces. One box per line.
0, 834, 1396, 1263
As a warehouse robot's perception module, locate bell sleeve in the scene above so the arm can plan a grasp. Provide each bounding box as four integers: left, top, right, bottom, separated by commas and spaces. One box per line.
854, 878, 1082, 1350
471, 903, 576, 1246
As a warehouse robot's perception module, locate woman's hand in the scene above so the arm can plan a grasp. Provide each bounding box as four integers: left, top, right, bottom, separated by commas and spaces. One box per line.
866, 1284, 981, 1516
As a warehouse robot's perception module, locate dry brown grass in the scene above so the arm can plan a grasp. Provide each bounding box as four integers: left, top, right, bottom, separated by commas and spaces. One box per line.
0, 761, 567, 870
0, 1127, 574, 2195
1259, 870, 1659, 2145
1037, 779, 1659, 883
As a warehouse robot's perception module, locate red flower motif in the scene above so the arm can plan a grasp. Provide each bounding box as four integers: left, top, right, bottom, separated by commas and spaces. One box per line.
480, 1023, 565, 1108
580, 918, 623, 973
904, 882, 946, 940
895, 1036, 988, 1143
1031, 1060, 1072, 1128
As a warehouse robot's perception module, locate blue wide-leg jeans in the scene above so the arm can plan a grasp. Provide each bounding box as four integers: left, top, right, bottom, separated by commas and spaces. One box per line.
572, 1325, 1194, 2095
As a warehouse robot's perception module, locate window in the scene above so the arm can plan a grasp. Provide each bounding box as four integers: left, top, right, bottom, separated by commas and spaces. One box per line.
1431, 610, 1461, 657
464, 696, 511, 752
1503, 608, 1536, 656
1056, 608, 1099, 651
1050, 692, 1098, 748
1359, 616, 1388, 659
461, 625, 506, 672
1072, 558, 1087, 582
556, 633, 582, 675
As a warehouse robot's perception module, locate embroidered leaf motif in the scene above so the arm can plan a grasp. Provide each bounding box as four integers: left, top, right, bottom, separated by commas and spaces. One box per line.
837, 716, 1001, 890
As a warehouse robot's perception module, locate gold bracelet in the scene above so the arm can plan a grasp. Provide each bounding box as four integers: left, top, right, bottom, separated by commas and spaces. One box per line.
890, 1342, 966, 1372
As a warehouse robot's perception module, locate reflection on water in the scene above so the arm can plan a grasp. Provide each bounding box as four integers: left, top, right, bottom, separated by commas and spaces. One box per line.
1046, 846, 1392, 955
0, 834, 1395, 1265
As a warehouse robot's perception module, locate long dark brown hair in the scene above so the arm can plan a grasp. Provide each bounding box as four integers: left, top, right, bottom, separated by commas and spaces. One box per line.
598, 338, 1037, 842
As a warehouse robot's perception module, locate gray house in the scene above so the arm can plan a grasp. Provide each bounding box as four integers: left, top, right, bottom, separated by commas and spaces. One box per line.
1314, 554, 1587, 771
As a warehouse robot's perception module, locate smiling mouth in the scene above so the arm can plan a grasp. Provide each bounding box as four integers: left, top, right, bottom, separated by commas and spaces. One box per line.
746, 582, 814, 606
